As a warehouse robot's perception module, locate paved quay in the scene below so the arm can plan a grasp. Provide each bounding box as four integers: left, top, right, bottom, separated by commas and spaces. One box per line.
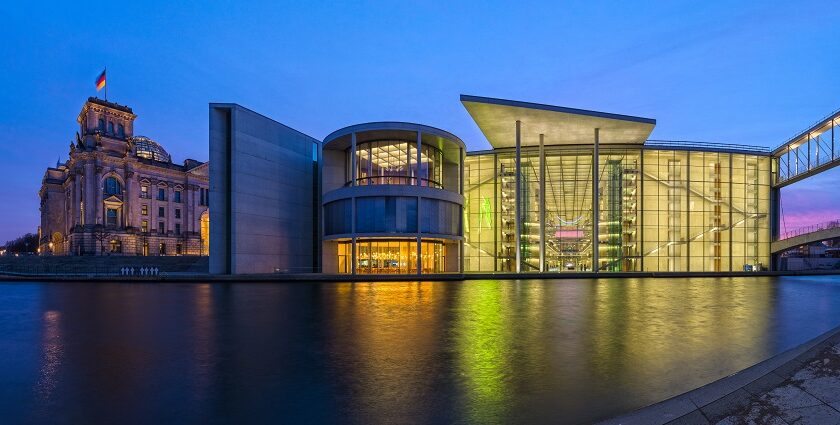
603, 325, 840, 425
1, 269, 840, 283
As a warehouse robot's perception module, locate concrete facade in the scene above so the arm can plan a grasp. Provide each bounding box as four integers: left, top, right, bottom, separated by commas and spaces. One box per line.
209, 104, 319, 274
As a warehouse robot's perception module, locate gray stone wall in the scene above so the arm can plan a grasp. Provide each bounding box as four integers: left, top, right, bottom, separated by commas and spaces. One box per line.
209, 104, 319, 274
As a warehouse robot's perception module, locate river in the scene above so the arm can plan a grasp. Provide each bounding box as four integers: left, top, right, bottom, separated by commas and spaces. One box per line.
2, 276, 840, 424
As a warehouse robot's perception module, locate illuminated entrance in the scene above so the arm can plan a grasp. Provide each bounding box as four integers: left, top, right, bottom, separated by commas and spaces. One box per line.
337, 239, 446, 274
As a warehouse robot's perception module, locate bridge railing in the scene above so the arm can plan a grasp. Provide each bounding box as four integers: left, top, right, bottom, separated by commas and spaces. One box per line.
780, 218, 840, 240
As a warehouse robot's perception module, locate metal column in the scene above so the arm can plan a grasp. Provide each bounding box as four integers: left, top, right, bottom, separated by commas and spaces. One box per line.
460, 147, 465, 273
350, 132, 357, 186
728, 154, 733, 271
416, 131, 423, 186
514, 120, 522, 273
686, 152, 691, 272
416, 131, 423, 274
350, 132, 357, 274
493, 153, 499, 272
592, 128, 600, 272
539, 134, 546, 272
639, 152, 644, 271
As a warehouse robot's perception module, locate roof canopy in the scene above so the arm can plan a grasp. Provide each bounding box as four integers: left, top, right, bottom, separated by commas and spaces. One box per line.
461, 95, 656, 149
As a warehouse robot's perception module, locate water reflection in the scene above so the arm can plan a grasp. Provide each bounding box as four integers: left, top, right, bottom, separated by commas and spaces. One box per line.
3, 277, 839, 424
325, 282, 449, 423
35, 310, 62, 402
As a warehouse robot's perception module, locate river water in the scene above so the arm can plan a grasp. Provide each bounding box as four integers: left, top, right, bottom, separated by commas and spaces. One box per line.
2, 276, 840, 424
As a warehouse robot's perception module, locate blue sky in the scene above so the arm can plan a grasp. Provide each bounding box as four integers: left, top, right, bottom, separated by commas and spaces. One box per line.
1, 1, 839, 241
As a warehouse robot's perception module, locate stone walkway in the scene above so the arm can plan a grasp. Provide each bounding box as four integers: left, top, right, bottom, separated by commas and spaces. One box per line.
603, 327, 840, 425
681, 339, 840, 424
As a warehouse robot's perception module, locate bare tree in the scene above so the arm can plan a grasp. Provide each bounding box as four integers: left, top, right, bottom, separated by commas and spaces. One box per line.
91, 225, 113, 255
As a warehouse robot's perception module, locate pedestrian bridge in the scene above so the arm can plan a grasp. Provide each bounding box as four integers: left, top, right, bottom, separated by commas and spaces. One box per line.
771, 219, 840, 254
773, 108, 840, 188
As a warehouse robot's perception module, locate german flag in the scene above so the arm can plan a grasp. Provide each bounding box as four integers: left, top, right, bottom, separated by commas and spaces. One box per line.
95, 69, 106, 91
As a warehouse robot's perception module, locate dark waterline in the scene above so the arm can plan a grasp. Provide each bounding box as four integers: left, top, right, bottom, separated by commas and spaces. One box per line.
2, 276, 840, 424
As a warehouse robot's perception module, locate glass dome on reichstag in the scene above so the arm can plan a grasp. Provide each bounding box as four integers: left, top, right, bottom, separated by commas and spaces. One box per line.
131, 136, 171, 162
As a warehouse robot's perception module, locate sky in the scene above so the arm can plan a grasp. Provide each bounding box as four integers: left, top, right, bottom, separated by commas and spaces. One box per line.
1, 0, 839, 242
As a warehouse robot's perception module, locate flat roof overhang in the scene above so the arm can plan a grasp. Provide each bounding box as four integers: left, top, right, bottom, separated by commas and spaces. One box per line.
461, 94, 656, 148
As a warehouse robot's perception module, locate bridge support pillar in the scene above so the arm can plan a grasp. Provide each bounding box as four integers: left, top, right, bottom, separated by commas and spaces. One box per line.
770, 187, 781, 271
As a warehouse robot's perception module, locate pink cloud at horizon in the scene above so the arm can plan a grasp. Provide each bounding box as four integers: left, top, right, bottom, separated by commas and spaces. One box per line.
780, 167, 840, 232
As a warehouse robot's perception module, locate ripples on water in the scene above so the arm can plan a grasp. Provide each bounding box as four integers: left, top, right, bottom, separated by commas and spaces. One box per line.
1, 276, 840, 424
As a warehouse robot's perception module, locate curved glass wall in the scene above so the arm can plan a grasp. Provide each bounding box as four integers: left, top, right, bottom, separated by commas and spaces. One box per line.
336, 239, 446, 274
463, 147, 770, 273
350, 141, 443, 188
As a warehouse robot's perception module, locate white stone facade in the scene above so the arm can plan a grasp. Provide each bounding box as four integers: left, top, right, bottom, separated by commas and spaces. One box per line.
39, 97, 209, 256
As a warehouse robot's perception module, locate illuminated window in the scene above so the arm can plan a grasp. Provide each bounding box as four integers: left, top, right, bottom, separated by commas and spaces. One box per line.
109, 239, 122, 253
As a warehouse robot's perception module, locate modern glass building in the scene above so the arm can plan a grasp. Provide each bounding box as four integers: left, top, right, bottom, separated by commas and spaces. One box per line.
211, 95, 773, 275
461, 95, 771, 273
321, 123, 465, 274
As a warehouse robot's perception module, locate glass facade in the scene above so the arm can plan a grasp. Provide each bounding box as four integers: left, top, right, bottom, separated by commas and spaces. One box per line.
350, 141, 443, 188
463, 147, 771, 273
336, 239, 445, 274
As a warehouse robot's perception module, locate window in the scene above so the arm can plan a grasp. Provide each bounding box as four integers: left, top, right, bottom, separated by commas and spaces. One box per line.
108, 121, 114, 134
157, 188, 166, 201
159, 242, 166, 255
106, 208, 118, 227
141, 220, 148, 233
141, 205, 148, 215
158, 207, 165, 218
174, 190, 181, 203
104, 176, 121, 195
158, 222, 165, 234
109, 239, 122, 253
98, 118, 105, 131
118, 124, 125, 138
175, 208, 181, 219
175, 223, 181, 235
140, 186, 149, 198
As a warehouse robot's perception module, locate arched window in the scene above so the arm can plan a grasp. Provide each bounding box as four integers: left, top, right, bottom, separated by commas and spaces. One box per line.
108, 121, 114, 134
200, 210, 210, 255
98, 118, 105, 131
118, 124, 125, 138
104, 176, 122, 195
